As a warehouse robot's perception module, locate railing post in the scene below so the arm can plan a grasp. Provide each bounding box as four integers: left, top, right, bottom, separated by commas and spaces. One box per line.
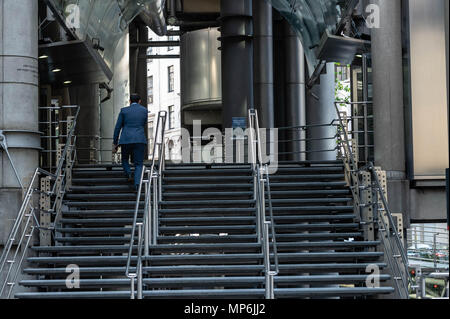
137, 223, 143, 299
373, 167, 389, 228
144, 179, 149, 257
152, 173, 158, 245
130, 276, 136, 299
258, 168, 266, 244
263, 222, 271, 299
360, 171, 375, 242
39, 176, 51, 246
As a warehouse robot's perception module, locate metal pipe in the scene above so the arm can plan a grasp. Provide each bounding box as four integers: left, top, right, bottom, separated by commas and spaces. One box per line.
139, 0, 167, 36
144, 180, 149, 257
152, 174, 158, 245
136, 222, 143, 299
220, 0, 254, 129
253, 0, 274, 129
284, 20, 306, 161
263, 222, 271, 299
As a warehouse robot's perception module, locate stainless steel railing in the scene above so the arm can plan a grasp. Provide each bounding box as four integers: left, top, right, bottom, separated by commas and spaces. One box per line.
367, 162, 412, 299
0, 106, 80, 299
407, 226, 449, 270
248, 109, 279, 299
125, 110, 167, 299
333, 101, 413, 299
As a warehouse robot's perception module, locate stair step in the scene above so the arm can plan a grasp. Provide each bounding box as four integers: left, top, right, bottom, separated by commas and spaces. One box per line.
159, 225, 256, 234
27, 252, 383, 266
157, 233, 363, 243
19, 274, 391, 289
32, 241, 380, 254
66, 193, 143, 200
270, 182, 347, 188
274, 167, 344, 173
62, 209, 143, 217
64, 201, 143, 207
164, 176, 253, 182
14, 287, 394, 299
23, 262, 388, 276
70, 185, 141, 192
72, 178, 135, 184
163, 191, 254, 198
269, 174, 345, 180
163, 184, 253, 190
160, 200, 255, 206
158, 223, 359, 235
164, 168, 252, 175
54, 232, 362, 244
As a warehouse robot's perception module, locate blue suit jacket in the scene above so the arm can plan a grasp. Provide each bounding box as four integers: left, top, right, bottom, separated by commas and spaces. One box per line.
113, 103, 148, 145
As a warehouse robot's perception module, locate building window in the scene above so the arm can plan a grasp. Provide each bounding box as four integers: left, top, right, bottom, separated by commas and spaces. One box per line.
168, 105, 175, 129
148, 76, 153, 105
147, 41, 153, 63
336, 65, 349, 81
167, 36, 174, 51
168, 65, 175, 92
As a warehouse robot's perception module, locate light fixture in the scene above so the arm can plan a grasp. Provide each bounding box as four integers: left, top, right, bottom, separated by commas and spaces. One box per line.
355, 54, 363, 58
39, 55, 48, 59
63, 80, 72, 85
52, 68, 62, 73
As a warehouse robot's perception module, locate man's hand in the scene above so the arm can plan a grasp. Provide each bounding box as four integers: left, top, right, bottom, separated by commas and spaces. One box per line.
113, 144, 119, 154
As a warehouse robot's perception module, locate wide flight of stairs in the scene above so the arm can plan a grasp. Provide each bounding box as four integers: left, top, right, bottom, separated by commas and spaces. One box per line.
15, 160, 394, 298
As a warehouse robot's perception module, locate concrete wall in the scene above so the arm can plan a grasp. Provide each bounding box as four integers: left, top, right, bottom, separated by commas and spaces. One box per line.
100, 31, 130, 163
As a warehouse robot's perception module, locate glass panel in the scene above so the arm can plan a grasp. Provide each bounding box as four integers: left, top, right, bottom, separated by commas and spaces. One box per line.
48, 0, 157, 69
265, 0, 345, 75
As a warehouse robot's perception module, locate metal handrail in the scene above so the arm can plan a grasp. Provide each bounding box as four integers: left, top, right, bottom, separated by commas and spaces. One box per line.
248, 109, 279, 299
333, 100, 412, 298
263, 165, 279, 275
0, 106, 80, 299
368, 162, 413, 298
125, 111, 167, 299
333, 102, 363, 222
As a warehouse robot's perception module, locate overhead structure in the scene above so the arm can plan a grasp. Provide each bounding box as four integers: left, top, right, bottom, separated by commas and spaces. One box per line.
45, 0, 167, 69
265, 0, 363, 76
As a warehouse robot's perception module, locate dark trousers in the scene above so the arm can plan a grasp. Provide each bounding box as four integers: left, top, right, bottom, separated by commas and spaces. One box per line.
121, 143, 146, 188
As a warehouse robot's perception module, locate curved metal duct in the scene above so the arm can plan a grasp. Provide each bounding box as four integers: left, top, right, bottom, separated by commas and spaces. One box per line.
139, 0, 168, 36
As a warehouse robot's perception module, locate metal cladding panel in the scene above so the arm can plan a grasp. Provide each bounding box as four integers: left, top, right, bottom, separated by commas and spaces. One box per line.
181, 28, 222, 110
265, 0, 343, 76
47, 0, 157, 68
408, 0, 449, 179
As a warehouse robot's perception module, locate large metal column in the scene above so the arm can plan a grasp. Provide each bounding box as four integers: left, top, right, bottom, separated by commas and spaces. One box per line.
220, 0, 254, 129
0, 0, 39, 244
284, 21, 306, 161
306, 63, 336, 161
129, 21, 148, 107
253, 0, 274, 129
69, 84, 101, 164
371, 0, 408, 217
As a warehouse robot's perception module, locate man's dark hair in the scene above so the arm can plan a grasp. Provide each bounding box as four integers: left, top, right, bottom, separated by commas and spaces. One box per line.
130, 93, 141, 104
